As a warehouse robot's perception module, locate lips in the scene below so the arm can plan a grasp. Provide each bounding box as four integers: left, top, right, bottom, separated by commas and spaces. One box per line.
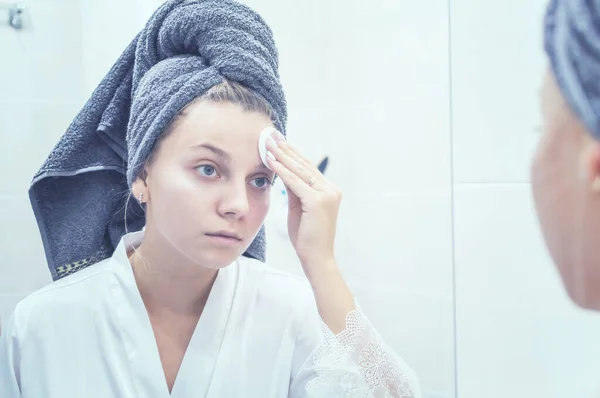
205, 231, 242, 241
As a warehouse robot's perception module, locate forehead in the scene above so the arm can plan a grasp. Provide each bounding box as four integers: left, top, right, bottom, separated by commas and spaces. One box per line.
165, 100, 273, 153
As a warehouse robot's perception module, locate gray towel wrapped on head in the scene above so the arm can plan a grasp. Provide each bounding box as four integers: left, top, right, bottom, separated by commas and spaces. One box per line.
544, 0, 600, 137
29, 0, 287, 281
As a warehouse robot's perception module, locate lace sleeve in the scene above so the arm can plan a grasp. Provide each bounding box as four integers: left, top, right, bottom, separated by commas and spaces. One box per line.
302, 307, 421, 398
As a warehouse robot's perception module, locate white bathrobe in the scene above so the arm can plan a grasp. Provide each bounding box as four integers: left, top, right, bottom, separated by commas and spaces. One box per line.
0, 231, 420, 397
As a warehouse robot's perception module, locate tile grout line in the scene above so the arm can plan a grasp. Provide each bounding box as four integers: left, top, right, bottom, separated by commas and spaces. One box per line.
447, 0, 459, 397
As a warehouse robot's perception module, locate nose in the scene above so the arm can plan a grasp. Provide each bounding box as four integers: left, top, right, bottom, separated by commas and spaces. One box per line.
217, 179, 250, 219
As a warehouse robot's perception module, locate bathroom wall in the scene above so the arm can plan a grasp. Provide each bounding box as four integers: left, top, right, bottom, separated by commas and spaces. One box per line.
81, 0, 156, 96
0, 0, 84, 326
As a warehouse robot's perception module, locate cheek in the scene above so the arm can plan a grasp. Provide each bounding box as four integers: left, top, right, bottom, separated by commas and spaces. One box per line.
531, 109, 600, 303
151, 168, 210, 229
532, 96, 581, 219
248, 191, 271, 225
531, 127, 576, 272
531, 131, 557, 203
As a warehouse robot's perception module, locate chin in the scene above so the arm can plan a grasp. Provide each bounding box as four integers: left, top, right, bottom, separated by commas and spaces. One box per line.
565, 286, 600, 311
189, 247, 243, 270
561, 269, 600, 311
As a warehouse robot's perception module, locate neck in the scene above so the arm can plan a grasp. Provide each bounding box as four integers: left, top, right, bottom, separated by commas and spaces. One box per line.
128, 231, 218, 316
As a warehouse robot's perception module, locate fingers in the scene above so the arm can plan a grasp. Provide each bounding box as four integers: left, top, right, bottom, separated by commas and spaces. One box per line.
266, 131, 343, 210
281, 142, 320, 175
273, 133, 323, 177
267, 138, 320, 190
267, 156, 313, 199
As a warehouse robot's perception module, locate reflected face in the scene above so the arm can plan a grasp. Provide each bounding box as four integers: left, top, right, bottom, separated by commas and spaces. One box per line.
140, 100, 275, 269
531, 69, 600, 310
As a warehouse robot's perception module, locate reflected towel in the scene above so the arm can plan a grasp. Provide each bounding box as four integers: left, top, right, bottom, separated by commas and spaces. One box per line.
544, 0, 600, 137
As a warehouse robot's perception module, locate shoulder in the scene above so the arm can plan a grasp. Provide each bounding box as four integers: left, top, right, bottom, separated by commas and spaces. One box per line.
10, 258, 117, 332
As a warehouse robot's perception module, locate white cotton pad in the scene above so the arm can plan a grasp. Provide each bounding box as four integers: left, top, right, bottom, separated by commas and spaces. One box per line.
258, 127, 278, 170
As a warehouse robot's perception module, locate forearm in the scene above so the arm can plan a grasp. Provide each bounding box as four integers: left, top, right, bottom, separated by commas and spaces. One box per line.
304, 259, 356, 334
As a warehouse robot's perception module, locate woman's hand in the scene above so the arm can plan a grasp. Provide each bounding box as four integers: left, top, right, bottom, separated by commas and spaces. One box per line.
266, 131, 356, 333
266, 132, 342, 280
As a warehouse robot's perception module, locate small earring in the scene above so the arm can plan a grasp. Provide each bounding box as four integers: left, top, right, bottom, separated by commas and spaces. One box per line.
139, 192, 144, 203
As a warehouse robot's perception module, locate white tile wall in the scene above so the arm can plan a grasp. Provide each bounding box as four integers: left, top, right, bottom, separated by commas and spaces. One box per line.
0, 0, 84, 327
454, 184, 600, 398
0, 0, 84, 102
335, 193, 453, 295
321, 0, 452, 195
450, 0, 548, 183
245, 0, 327, 112
81, 0, 158, 95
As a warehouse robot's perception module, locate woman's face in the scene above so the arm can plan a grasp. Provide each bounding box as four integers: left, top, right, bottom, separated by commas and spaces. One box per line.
140, 100, 275, 269
531, 68, 600, 310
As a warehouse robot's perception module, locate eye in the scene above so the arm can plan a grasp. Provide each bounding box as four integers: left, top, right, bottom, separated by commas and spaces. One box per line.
196, 165, 218, 178
250, 177, 272, 189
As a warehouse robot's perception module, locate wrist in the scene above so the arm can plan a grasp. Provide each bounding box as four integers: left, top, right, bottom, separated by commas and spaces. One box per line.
303, 258, 357, 333
302, 257, 339, 284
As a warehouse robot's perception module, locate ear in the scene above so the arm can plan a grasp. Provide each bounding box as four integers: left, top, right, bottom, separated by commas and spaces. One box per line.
131, 171, 149, 204
580, 138, 600, 191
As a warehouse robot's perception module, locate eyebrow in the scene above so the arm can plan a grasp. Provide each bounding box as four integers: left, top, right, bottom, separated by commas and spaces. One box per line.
189, 143, 273, 174
190, 143, 231, 162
